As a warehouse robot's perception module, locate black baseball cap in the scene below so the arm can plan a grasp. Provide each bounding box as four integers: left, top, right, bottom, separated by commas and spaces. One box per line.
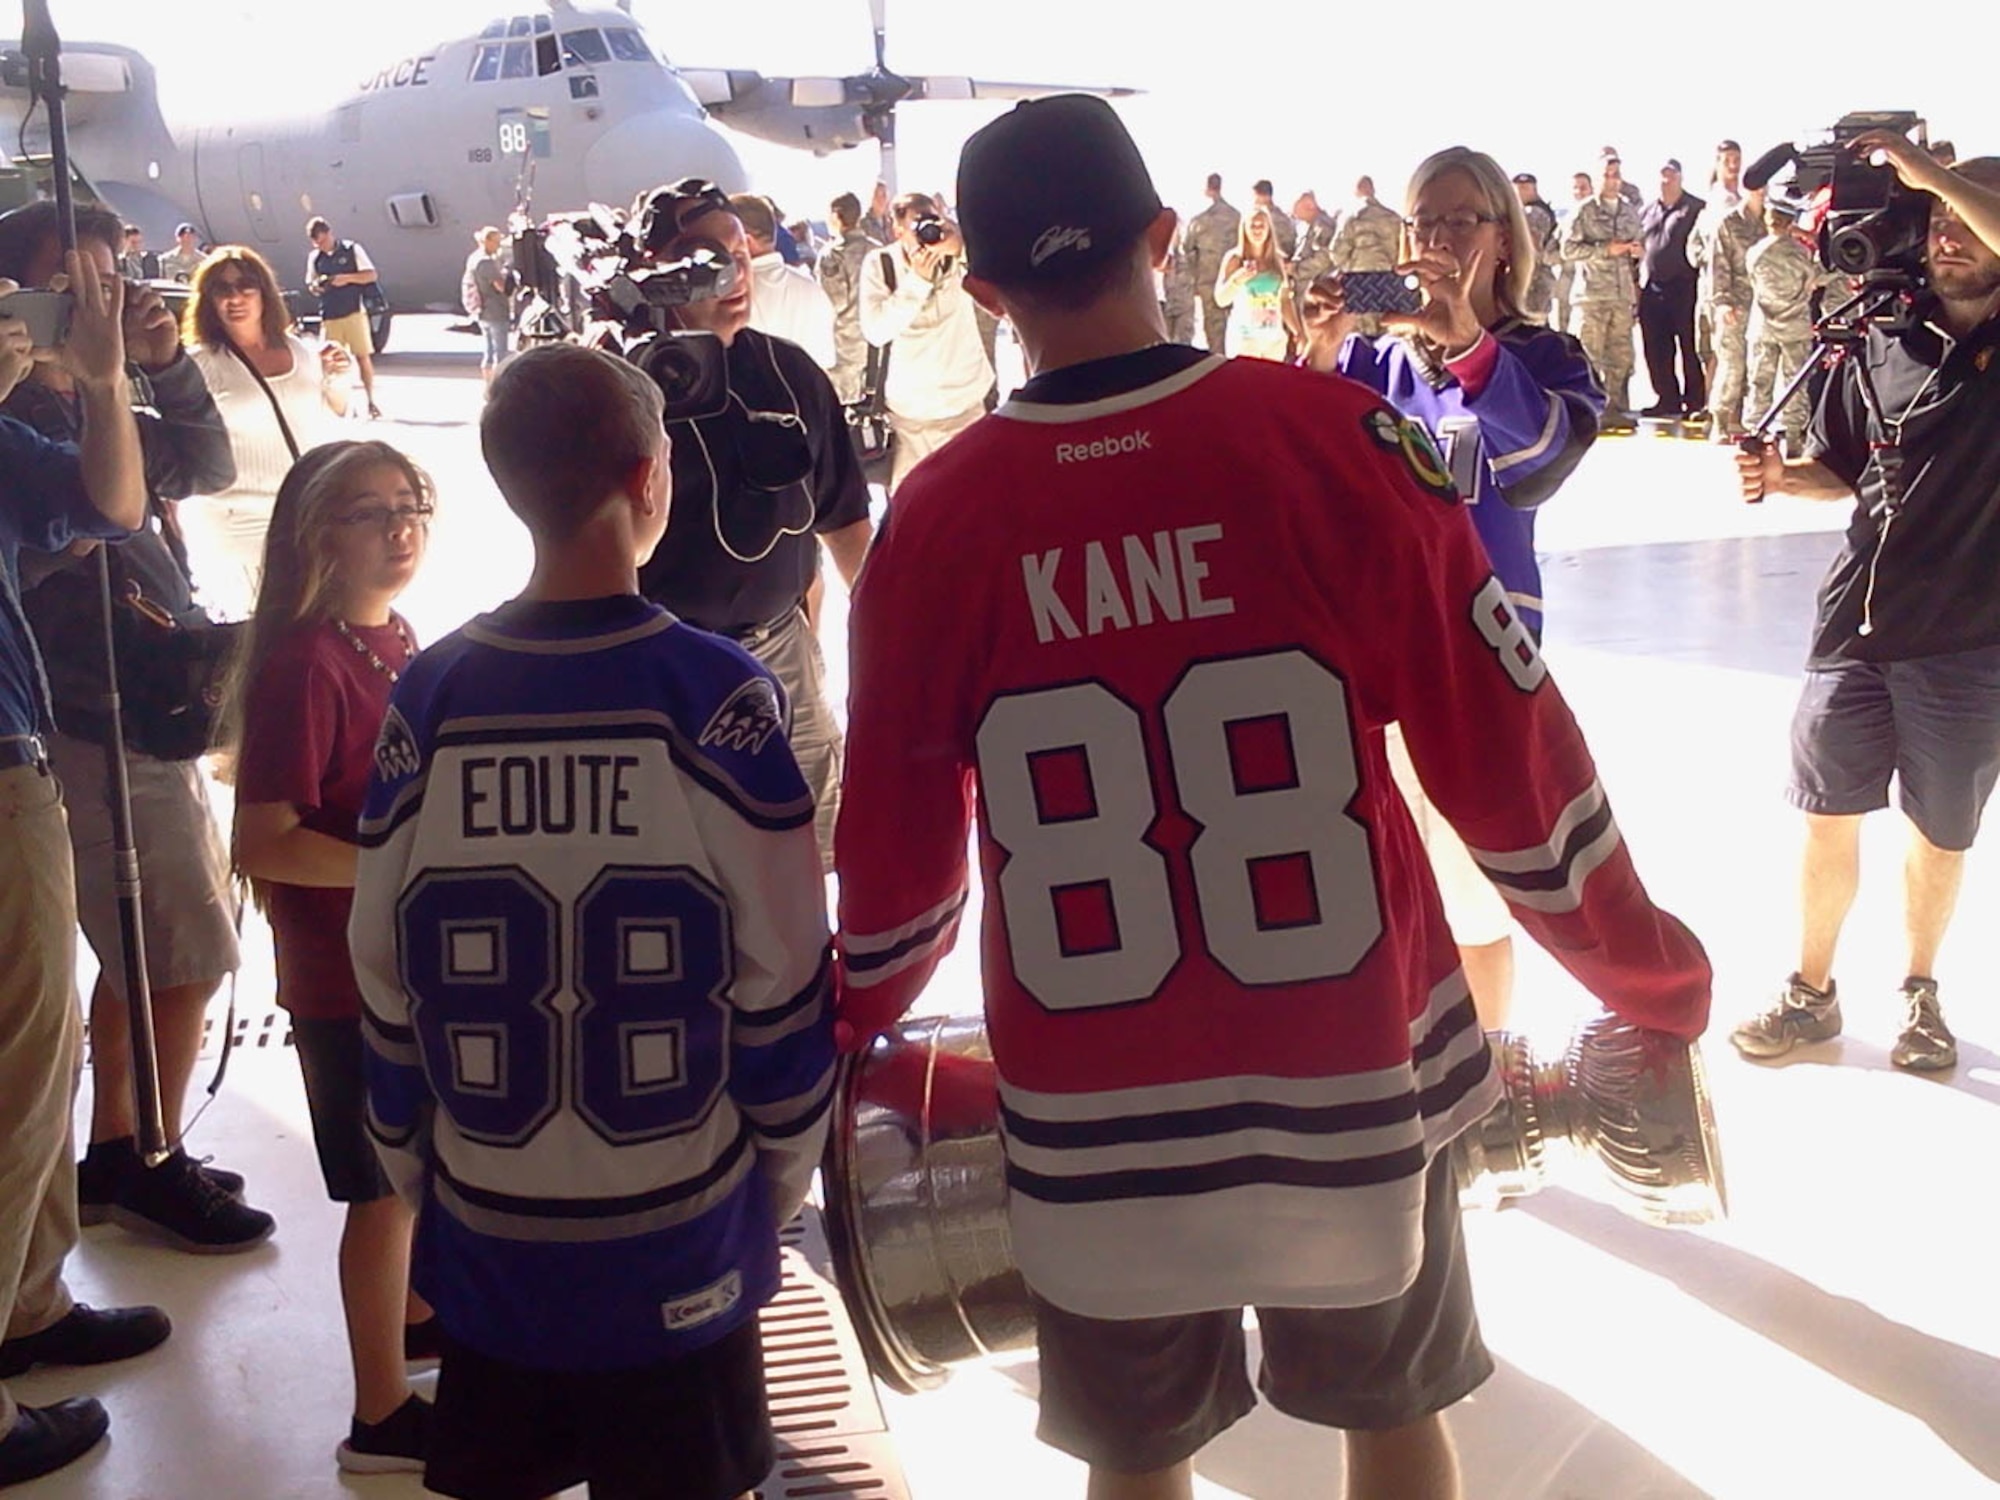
956, 94, 1163, 286
1511, 171, 1537, 184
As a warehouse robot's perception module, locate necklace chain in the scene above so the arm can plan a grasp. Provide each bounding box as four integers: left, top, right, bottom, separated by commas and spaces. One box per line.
335, 617, 412, 683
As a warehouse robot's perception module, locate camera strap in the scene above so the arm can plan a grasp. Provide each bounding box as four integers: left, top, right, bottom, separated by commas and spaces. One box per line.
223, 339, 303, 462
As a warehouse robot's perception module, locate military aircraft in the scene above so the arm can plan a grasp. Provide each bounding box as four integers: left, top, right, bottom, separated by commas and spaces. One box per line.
0, 0, 1133, 341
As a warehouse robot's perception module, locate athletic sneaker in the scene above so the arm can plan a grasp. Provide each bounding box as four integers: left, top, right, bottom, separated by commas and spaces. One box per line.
1730, 974, 1843, 1059
88, 1145, 275, 1254
78, 1137, 245, 1225
1890, 977, 1957, 1072
337, 1394, 431, 1475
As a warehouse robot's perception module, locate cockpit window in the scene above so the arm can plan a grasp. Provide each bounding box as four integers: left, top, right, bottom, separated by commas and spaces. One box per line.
478, 19, 505, 39
605, 28, 653, 63
506, 16, 533, 37
470, 43, 503, 82
501, 39, 532, 78
534, 14, 552, 32
535, 34, 561, 76
560, 29, 612, 68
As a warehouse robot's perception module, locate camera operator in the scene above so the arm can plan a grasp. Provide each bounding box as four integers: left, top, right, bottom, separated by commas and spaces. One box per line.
859, 192, 995, 493
1731, 143, 2000, 1073
0, 250, 171, 1488
631, 180, 873, 866
0, 201, 273, 1254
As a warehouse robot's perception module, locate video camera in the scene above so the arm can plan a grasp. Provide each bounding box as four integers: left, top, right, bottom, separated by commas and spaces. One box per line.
1750, 112, 1933, 314
510, 205, 734, 421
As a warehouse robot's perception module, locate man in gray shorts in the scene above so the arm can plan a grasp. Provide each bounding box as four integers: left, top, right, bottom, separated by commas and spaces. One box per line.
833, 96, 1712, 1500
1729, 143, 2000, 1072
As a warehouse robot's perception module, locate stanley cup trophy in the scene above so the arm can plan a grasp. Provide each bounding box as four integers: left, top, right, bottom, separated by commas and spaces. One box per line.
822, 1012, 1726, 1395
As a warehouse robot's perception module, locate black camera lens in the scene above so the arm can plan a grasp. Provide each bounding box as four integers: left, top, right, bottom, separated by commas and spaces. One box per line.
913, 216, 947, 247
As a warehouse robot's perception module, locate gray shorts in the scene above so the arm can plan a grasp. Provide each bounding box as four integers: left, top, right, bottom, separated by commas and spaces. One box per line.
48, 732, 239, 997
1788, 642, 2000, 852
1030, 1150, 1492, 1473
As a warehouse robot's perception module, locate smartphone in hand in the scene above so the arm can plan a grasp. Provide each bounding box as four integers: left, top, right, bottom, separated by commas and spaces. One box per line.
1339, 271, 1423, 316
0, 289, 74, 348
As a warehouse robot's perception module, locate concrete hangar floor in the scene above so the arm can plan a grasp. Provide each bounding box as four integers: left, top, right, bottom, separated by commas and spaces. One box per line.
12, 320, 2000, 1499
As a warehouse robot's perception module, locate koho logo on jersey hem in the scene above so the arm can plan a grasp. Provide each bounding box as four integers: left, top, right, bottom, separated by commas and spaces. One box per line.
661, 1270, 743, 1331
1056, 430, 1153, 465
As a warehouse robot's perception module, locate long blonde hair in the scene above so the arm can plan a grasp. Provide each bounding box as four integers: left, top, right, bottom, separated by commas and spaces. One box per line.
1233, 205, 1285, 278
217, 440, 434, 758
1405, 147, 1539, 325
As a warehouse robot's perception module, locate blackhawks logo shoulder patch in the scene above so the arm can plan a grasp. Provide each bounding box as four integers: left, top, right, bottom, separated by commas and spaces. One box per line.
1364, 407, 1459, 504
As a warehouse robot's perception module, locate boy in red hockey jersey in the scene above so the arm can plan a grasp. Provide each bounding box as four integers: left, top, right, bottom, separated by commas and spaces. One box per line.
834, 98, 1712, 1500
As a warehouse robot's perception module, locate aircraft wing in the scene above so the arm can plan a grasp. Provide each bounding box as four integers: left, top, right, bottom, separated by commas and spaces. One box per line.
902, 78, 1141, 102
684, 71, 1139, 112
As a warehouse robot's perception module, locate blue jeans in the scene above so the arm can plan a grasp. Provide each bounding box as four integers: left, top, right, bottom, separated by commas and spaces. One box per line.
481, 319, 511, 369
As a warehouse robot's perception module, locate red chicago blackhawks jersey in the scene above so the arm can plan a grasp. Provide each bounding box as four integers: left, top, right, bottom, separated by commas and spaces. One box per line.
835, 350, 1710, 1320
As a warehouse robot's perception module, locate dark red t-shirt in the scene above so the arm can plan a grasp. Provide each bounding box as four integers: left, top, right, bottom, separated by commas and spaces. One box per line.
236, 616, 415, 1020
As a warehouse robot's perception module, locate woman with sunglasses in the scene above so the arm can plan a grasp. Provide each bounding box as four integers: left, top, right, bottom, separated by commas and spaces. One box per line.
1302, 146, 1606, 1033
181, 247, 351, 620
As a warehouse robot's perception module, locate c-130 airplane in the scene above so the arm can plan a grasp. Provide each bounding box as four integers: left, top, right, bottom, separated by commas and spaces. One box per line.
0, 0, 1132, 341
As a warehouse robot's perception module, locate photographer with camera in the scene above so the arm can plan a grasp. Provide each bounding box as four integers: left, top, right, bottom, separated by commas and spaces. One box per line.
0, 245, 170, 1488
859, 191, 995, 493
0, 202, 273, 1256
628, 179, 873, 867
1731, 140, 2000, 1072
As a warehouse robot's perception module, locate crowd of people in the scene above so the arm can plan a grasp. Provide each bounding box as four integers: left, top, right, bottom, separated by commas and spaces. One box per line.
0, 101, 1996, 1500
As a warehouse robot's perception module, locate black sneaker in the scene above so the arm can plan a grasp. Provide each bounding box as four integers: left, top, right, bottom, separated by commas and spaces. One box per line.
1730, 973, 1843, 1059
0, 1304, 171, 1378
103, 1148, 275, 1254
336, 1395, 430, 1475
0, 1398, 110, 1486
1890, 977, 1957, 1071
79, 1138, 246, 1227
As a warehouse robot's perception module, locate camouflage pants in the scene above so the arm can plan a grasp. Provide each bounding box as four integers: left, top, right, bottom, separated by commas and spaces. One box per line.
1164, 299, 1196, 346
1554, 267, 1577, 334
1528, 266, 1558, 327
1747, 335, 1813, 443
1574, 301, 1636, 418
1197, 294, 1230, 354
1708, 306, 1749, 433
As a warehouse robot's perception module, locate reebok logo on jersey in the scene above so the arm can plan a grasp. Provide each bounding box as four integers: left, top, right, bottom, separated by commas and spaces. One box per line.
1032, 225, 1093, 267
373, 706, 421, 781
1056, 430, 1152, 465
661, 1270, 742, 1332
698, 677, 784, 756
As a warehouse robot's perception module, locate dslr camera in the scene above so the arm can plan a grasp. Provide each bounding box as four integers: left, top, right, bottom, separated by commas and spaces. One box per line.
511, 205, 735, 420
912, 214, 949, 248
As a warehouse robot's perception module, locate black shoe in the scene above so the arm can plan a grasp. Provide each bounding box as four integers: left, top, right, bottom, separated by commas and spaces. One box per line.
0, 1398, 109, 1487
0, 1304, 171, 1379
78, 1138, 247, 1227
336, 1395, 430, 1475
103, 1148, 275, 1254
1638, 402, 1678, 418
403, 1318, 443, 1370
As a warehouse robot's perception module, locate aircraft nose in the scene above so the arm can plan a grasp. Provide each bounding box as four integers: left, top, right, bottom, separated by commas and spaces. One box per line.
584, 111, 748, 206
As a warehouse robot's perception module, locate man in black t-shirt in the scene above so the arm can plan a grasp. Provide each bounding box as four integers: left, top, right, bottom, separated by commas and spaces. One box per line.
1730, 144, 2000, 1073
632, 181, 874, 866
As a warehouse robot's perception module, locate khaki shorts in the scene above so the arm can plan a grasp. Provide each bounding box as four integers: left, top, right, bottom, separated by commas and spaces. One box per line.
1385, 724, 1513, 947
321, 309, 374, 357
48, 733, 239, 996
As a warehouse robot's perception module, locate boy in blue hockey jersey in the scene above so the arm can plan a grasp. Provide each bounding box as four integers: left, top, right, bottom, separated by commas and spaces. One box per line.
350, 344, 835, 1500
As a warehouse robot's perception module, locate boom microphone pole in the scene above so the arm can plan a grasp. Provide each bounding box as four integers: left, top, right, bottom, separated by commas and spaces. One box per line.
20, 0, 170, 1166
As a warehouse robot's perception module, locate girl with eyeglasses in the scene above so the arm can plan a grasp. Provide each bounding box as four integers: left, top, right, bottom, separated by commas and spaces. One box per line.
1302, 146, 1607, 1034
223, 441, 438, 1476
181, 246, 353, 620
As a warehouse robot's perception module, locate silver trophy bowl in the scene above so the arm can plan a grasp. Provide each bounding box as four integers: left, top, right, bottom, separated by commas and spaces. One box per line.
822, 1011, 1725, 1393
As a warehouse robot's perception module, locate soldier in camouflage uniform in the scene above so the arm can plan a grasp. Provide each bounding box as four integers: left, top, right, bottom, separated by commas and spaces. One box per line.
1513, 172, 1560, 324
1181, 173, 1241, 353
1702, 186, 1766, 438
1599, 148, 1644, 209
1162, 238, 1197, 345
1691, 140, 1744, 388
1552, 171, 1593, 334
1251, 180, 1297, 261
1744, 203, 1831, 450
1561, 163, 1644, 426
1283, 190, 1340, 345
1331, 176, 1404, 336
817, 191, 880, 406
